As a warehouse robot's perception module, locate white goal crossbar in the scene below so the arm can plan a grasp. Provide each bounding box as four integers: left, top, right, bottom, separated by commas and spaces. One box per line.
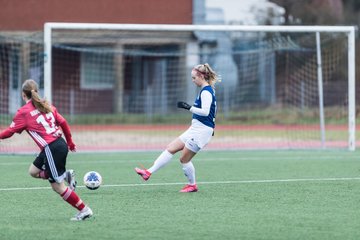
44, 23, 356, 150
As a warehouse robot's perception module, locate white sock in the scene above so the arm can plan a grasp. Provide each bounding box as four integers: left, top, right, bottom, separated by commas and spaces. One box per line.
148, 150, 173, 173
182, 161, 196, 185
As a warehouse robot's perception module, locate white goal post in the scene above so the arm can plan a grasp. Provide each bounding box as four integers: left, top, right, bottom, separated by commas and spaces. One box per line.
43, 23, 356, 151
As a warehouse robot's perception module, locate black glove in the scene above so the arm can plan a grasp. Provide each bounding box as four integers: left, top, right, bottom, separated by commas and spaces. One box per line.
177, 101, 192, 110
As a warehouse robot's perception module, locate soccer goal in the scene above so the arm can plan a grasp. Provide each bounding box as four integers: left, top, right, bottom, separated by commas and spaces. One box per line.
0, 23, 356, 153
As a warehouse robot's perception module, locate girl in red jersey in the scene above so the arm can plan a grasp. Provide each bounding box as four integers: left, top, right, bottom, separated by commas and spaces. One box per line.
0, 79, 92, 221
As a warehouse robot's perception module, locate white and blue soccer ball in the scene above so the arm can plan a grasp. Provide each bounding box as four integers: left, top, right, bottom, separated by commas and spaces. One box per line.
83, 171, 102, 190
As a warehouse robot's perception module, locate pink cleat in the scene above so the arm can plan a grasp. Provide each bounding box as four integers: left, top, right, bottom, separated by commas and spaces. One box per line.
135, 167, 151, 181
179, 184, 198, 193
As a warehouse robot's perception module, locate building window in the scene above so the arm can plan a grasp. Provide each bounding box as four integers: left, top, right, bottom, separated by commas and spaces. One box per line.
80, 50, 115, 89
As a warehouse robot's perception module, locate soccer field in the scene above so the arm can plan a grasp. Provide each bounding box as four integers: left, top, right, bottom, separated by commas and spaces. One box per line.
0, 150, 359, 240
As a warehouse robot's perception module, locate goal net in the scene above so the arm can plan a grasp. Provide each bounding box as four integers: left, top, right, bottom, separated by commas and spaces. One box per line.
0, 24, 356, 153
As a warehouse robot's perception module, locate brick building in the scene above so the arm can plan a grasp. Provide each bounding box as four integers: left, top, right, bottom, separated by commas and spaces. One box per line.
0, 0, 200, 115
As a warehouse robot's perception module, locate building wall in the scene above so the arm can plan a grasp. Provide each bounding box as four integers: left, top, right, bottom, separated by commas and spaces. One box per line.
0, 0, 193, 30
0, 0, 194, 115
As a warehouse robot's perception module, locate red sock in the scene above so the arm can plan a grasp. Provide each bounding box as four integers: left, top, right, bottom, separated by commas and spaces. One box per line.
61, 187, 85, 211
39, 171, 48, 179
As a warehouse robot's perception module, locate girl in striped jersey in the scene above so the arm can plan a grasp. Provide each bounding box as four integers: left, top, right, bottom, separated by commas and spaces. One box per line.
135, 63, 220, 192
0, 79, 92, 221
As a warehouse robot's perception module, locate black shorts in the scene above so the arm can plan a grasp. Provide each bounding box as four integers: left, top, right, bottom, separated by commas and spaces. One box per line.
33, 137, 69, 183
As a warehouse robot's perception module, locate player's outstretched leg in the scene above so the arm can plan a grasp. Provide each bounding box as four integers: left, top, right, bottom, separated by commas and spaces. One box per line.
180, 161, 197, 192
179, 184, 198, 192
71, 206, 93, 221
134, 167, 151, 181
65, 169, 77, 190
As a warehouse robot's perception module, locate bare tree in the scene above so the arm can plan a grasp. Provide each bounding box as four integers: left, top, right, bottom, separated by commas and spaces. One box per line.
269, 0, 343, 25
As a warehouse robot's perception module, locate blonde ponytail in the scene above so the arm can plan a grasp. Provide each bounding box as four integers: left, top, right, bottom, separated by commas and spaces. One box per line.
193, 63, 221, 89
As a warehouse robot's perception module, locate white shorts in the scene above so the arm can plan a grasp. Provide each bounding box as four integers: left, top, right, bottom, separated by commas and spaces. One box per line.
179, 119, 214, 153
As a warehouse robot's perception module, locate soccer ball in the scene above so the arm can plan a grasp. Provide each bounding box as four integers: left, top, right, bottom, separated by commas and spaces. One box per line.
83, 171, 102, 190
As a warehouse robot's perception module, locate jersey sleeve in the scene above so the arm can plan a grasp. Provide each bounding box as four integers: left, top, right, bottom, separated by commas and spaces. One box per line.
1, 109, 26, 139
52, 106, 66, 125
190, 90, 212, 116
0, 128, 15, 139
9, 110, 27, 134
52, 105, 76, 151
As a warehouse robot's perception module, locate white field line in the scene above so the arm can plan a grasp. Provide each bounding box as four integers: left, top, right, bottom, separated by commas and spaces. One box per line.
0, 154, 359, 166
1, 177, 360, 192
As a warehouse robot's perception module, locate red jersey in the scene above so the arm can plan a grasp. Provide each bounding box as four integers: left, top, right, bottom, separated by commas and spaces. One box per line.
7, 101, 66, 150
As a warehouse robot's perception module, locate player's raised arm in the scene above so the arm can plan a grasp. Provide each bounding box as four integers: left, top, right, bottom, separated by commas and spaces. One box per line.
60, 119, 76, 152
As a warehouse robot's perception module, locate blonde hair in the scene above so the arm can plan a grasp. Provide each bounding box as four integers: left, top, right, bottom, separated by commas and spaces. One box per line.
22, 79, 53, 113
193, 63, 220, 89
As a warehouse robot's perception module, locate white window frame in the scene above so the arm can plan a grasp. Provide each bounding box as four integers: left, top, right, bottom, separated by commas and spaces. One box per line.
80, 50, 115, 90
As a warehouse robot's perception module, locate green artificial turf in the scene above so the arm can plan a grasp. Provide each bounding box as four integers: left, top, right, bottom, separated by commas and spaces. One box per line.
0, 150, 359, 240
